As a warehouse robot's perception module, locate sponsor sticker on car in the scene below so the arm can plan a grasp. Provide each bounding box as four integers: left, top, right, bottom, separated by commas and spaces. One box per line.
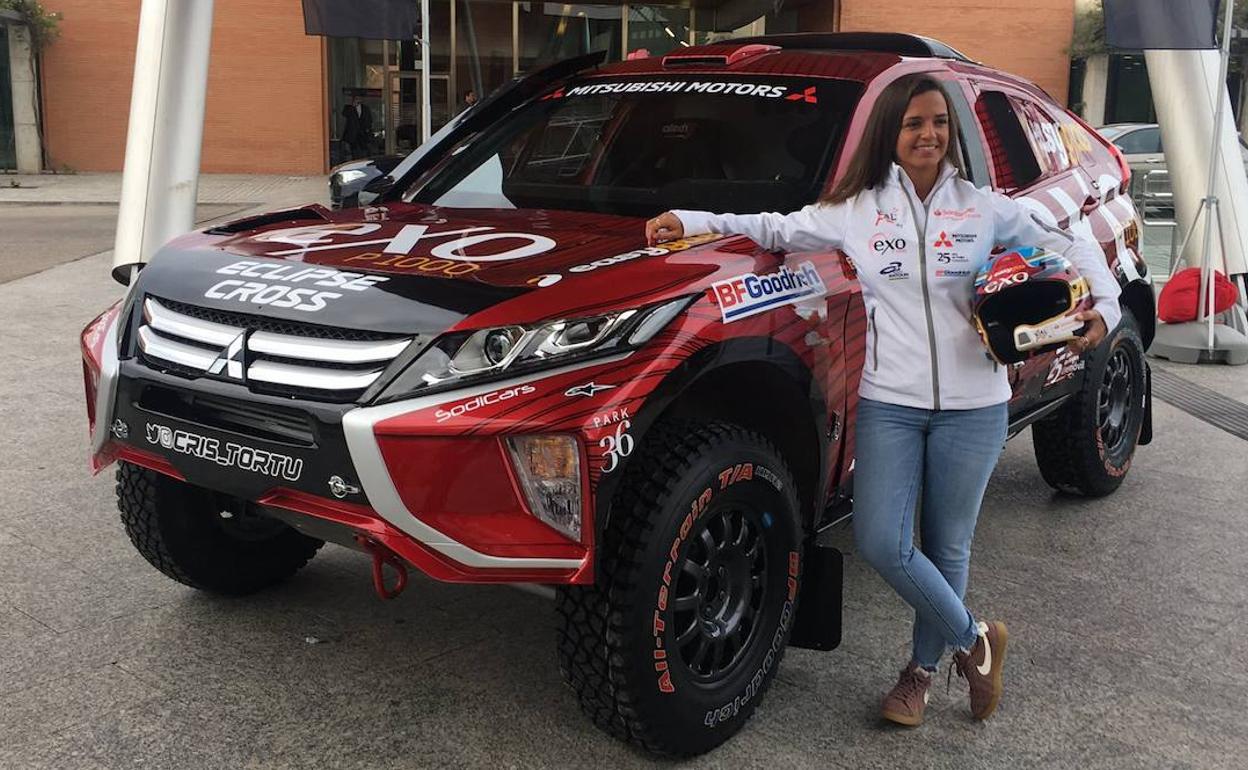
710, 261, 827, 322
145, 422, 304, 481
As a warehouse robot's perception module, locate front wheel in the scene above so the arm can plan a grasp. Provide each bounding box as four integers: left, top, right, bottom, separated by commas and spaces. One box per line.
116, 462, 324, 595
556, 422, 802, 757
1032, 311, 1148, 496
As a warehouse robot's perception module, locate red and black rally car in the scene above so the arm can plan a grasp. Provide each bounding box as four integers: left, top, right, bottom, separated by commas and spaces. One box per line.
81, 34, 1153, 756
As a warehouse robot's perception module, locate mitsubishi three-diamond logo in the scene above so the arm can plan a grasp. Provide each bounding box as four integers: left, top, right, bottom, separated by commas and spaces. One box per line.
207, 332, 247, 380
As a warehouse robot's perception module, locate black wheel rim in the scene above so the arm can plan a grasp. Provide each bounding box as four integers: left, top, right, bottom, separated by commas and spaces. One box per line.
1097, 346, 1135, 454
671, 507, 768, 683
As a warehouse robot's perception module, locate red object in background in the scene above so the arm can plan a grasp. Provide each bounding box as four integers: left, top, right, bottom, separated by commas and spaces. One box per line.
1157, 267, 1241, 323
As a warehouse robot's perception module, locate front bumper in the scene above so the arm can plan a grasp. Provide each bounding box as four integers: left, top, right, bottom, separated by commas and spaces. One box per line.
87, 346, 607, 584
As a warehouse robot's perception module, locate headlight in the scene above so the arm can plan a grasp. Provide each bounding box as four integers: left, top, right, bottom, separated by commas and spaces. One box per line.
378, 295, 692, 402
337, 168, 370, 184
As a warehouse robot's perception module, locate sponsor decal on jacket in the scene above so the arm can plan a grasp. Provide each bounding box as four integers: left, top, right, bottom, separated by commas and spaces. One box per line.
203, 261, 390, 313
874, 208, 900, 227
933, 231, 977, 264
871, 235, 906, 254
564, 81, 791, 98
935, 268, 974, 277
145, 422, 303, 481
711, 261, 827, 322
879, 261, 910, 281
435, 385, 536, 423
933, 207, 982, 221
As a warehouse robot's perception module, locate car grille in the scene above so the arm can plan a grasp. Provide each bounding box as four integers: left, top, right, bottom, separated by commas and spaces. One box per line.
138, 385, 317, 446
135, 296, 415, 402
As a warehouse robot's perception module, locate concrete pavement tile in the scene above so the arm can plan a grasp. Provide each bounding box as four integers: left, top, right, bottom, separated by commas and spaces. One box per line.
0, 603, 56, 644
1189, 610, 1248, 688
1070, 686, 1243, 769
0, 664, 163, 747
0, 737, 112, 770
0, 537, 177, 634
43, 697, 277, 770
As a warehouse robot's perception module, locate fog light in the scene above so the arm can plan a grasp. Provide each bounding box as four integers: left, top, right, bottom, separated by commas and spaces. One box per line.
506, 434, 583, 542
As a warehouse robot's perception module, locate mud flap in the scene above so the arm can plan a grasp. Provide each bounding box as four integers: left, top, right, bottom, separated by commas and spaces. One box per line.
1138, 361, 1153, 446
788, 540, 843, 651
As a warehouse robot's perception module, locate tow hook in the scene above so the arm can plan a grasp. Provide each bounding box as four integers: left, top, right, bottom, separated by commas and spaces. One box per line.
355, 535, 409, 600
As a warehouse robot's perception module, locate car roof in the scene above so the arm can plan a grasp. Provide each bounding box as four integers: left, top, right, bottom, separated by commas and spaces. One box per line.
592, 47, 905, 83
587, 32, 980, 84
582, 33, 1059, 109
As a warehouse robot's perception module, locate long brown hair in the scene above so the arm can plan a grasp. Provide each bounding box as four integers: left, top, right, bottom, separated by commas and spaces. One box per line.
821, 74, 966, 204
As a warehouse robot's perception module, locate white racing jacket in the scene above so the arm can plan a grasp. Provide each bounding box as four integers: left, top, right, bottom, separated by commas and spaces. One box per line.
674, 162, 1122, 411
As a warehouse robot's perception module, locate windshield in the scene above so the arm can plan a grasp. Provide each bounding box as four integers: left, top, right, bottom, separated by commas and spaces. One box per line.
408, 76, 862, 217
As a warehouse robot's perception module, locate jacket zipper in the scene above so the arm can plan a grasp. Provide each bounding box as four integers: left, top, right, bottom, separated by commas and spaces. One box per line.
869, 306, 879, 371
899, 169, 954, 411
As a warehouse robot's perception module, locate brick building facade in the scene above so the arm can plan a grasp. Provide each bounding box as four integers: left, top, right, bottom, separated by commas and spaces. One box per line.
32, 0, 1077, 175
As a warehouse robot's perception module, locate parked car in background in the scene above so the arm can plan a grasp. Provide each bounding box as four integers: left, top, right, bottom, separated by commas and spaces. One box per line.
328, 155, 404, 209
1097, 122, 1248, 220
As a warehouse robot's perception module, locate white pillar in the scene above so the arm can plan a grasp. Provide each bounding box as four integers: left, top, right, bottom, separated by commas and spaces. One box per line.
1146, 48, 1248, 276
112, 0, 215, 282
1081, 54, 1109, 126
7, 24, 42, 173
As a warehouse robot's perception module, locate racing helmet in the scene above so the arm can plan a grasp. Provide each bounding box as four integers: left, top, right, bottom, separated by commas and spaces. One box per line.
972, 246, 1093, 364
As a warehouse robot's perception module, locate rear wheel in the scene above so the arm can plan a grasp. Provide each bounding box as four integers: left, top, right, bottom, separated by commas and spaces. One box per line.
116, 462, 323, 595
556, 422, 802, 757
1032, 311, 1147, 496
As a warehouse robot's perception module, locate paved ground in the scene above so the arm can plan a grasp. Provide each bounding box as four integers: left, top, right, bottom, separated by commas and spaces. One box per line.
1, 177, 1246, 768
0, 204, 245, 284
0, 173, 325, 207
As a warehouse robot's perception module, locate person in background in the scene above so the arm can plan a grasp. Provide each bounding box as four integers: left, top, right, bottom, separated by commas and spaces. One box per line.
340, 95, 373, 160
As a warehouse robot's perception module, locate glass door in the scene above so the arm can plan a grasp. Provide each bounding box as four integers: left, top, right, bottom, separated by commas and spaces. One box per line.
385, 71, 452, 155
0, 30, 16, 170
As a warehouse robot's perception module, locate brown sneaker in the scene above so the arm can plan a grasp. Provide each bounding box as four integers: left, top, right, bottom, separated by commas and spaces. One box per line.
881, 662, 932, 726
953, 620, 1008, 720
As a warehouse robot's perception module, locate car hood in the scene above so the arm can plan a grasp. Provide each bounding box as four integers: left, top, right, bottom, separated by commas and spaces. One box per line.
138, 203, 725, 336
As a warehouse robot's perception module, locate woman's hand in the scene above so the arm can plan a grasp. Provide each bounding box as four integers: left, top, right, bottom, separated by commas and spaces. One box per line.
1067, 309, 1108, 355
646, 212, 684, 246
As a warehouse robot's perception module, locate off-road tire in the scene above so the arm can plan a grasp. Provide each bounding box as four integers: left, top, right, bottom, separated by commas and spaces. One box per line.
1032, 311, 1147, 497
116, 461, 323, 595
556, 422, 802, 757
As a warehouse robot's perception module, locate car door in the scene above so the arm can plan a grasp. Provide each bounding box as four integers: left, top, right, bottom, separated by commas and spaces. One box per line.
962, 80, 1103, 410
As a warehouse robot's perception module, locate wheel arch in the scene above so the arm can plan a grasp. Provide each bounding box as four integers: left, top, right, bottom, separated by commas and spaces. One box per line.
594, 338, 832, 543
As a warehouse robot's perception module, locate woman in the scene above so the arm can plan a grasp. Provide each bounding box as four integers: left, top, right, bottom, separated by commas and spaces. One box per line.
645, 74, 1121, 725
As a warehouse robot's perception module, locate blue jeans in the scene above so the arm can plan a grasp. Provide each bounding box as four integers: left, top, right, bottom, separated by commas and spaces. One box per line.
852, 397, 1008, 669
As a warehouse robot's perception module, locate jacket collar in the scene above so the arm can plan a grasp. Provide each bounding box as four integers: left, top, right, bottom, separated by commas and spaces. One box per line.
890, 161, 960, 203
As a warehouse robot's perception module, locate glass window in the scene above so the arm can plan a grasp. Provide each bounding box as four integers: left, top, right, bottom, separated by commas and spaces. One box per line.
517, 3, 622, 71
327, 37, 387, 165
455, 1, 516, 109
411, 77, 862, 217
1113, 126, 1162, 155
1013, 97, 1074, 174
1106, 55, 1156, 124
974, 90, 1043, 191
627, 6, 692, 58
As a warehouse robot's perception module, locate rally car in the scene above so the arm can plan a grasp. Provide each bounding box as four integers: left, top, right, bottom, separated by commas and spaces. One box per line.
81, 33, 1153, 756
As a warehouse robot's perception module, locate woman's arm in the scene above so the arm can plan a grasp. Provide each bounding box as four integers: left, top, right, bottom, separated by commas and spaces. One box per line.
988, 191, 1123, 336
647, 203, 851, 253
